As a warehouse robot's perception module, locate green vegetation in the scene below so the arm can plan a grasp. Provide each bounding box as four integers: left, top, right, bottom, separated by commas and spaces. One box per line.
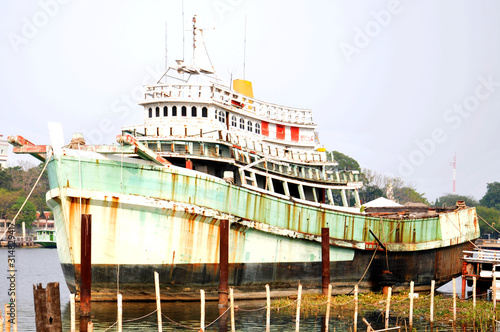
271, 292, 499, 330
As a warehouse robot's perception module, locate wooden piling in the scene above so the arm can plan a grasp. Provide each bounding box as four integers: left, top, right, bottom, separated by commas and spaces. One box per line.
354, 285, 358, 332
430, 280, 435, 324
473, 276, 476, 309
296, 284, 302, 332
80, 214, 92, 317
5, 304, 10, 332
230, 288, 235, 332
70, 293, 76, 332
493, 271, 497, 313
452, 278, 457, 323
385, 286, 391, 329
321, 227, 330, 296
409, 281, 414, 330
200, 290, 206, 331
33, 282, 62, 332
87, 322, 93, 332
154, 272, 162, 332
0, 306, 3, 332
325, 284, 332, 332
266, 284, 271, 332
219, 219, 229, 307
118, 293, 123, 332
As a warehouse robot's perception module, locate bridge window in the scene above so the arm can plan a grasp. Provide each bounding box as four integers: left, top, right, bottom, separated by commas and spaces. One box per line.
191, 106, 197, 117
255, 123, 261, 134
218, 110, 225, 123
202, 107, 208, 117
148, 108, 152, 118
231, 115, 237, 127
181, 106, 187, 117
239, 118, 245, 129
163, 106, 168, 117
156, 107, 160, 117
172, 106, 177, 116
247, 121, 253, 132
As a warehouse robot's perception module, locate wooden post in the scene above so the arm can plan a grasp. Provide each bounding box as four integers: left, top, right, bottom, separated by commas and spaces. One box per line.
70, 293, 76, 332
5, 304, 10, 332
385, 286, 391, 329
22, 222, 25, 244
493, 270, 497, 313
80, 214, 92, 318
87, 322, 93, 332
200, 289, 205, 332
33, 282, 63, 332
230, 288, 235, 332
473, 276, 476, 310
409, 281, 414, 330
325, 284, 332, 332
452, 278, 457, 323
430, 280, 435, 324
322, 227, 330, 295
118, 293, 123, 332
219, 219, 229, 307
296, 284, 302, 332
354, 285, 358, 332
0, 306, 3, 332
155, 272, 162, 332
266, 284, 271, 332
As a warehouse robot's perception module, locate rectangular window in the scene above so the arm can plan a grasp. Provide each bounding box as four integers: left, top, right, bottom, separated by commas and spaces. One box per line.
261, 121, 269, 136
291, 127, 299, 142
276, 124, 285, 140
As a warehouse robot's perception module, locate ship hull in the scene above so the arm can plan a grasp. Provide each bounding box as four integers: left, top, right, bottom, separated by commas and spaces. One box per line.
46, 151, 479, 300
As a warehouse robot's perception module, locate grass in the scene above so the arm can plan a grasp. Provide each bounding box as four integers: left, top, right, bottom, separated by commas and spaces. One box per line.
270, 291, 500, 330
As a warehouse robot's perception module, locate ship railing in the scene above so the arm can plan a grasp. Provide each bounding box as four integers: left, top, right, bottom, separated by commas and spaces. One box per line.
463, 249, 500, 263
142, 83, 314, 125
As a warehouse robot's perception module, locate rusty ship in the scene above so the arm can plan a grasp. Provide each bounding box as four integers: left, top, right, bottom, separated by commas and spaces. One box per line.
9, 16, 479, 300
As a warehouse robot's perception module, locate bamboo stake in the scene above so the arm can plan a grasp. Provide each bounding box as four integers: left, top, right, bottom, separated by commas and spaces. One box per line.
354, 285, 358, 332
296, 284, 302, 332
200, 289, 205, 332
230, 288, 235, 332
494, 271, 497, 313
266, 284, 271, 332
430, 280, 435, 324
118, 293, 123, 332
325, 284, 332, 332
409, 281, 414, 329
155, 271, 162, 332
87, 321, 93, 332
5, 304, 10, 332
452, 278, 457, 323
385, 286, 392, 329
70, 293, 76, 332
473, 276, 476, 309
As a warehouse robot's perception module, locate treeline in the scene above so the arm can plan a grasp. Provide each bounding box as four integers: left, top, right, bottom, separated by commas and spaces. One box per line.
0, 161, 50, 228
331, 150, 500, 237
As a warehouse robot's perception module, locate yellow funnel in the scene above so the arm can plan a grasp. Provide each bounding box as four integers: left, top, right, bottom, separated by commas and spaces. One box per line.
233, 79, 254, 98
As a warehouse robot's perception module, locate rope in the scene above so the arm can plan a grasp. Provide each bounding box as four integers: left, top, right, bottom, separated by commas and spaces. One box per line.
103, 309, 158, 331
346, 244, 380, 295
478, 213, 500, 235
0, 151, 52, 240
445, 213, 480, 250
204, 306, 231, 329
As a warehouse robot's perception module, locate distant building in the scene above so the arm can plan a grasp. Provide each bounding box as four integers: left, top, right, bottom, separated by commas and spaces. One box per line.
0, 134, 8, 168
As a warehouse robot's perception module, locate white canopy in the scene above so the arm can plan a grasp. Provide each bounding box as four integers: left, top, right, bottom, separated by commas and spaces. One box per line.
363, 197, 402, 207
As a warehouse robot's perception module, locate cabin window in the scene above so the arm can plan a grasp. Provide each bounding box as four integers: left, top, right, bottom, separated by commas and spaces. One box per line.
191, 106, 197, 117
219, 110, 225, 123
156, 107, 160, 117
148, 108, 152, 118
163, 106, 168, 116
239, 118, 245, 129
231, 115, 237, 127
247, 121, 253, 132
202, 107, 208, 117
172, 106, 177, 116
255, 123, 261, 134
271, 178, 286, 195
182, 106, 187, 117
288, 182, 300, 199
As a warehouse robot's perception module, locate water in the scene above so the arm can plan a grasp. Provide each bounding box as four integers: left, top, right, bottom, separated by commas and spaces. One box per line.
0, 248, 473, 331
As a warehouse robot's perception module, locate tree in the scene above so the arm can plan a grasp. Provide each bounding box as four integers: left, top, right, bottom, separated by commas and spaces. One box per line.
0, 168, 12, 189
0, 188, 21, 219
330, 151, 360, 171
476, 206, 500, 238
7, 197, 37, 229
393, 186, 430, 205
480, 182, 500, 211
434, 194, 479, 208
359, 185, 385, 205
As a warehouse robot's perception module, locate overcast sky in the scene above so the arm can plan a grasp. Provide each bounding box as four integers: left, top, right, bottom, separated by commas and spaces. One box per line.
1, 0, 499, 202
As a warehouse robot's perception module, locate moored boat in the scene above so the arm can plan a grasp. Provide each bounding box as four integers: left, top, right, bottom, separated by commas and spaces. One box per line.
9, 16, 479, 301
34, 228, 57, 248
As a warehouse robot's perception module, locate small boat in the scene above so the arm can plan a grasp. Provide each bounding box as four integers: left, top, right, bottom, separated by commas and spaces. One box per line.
34, 229, 57, 248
